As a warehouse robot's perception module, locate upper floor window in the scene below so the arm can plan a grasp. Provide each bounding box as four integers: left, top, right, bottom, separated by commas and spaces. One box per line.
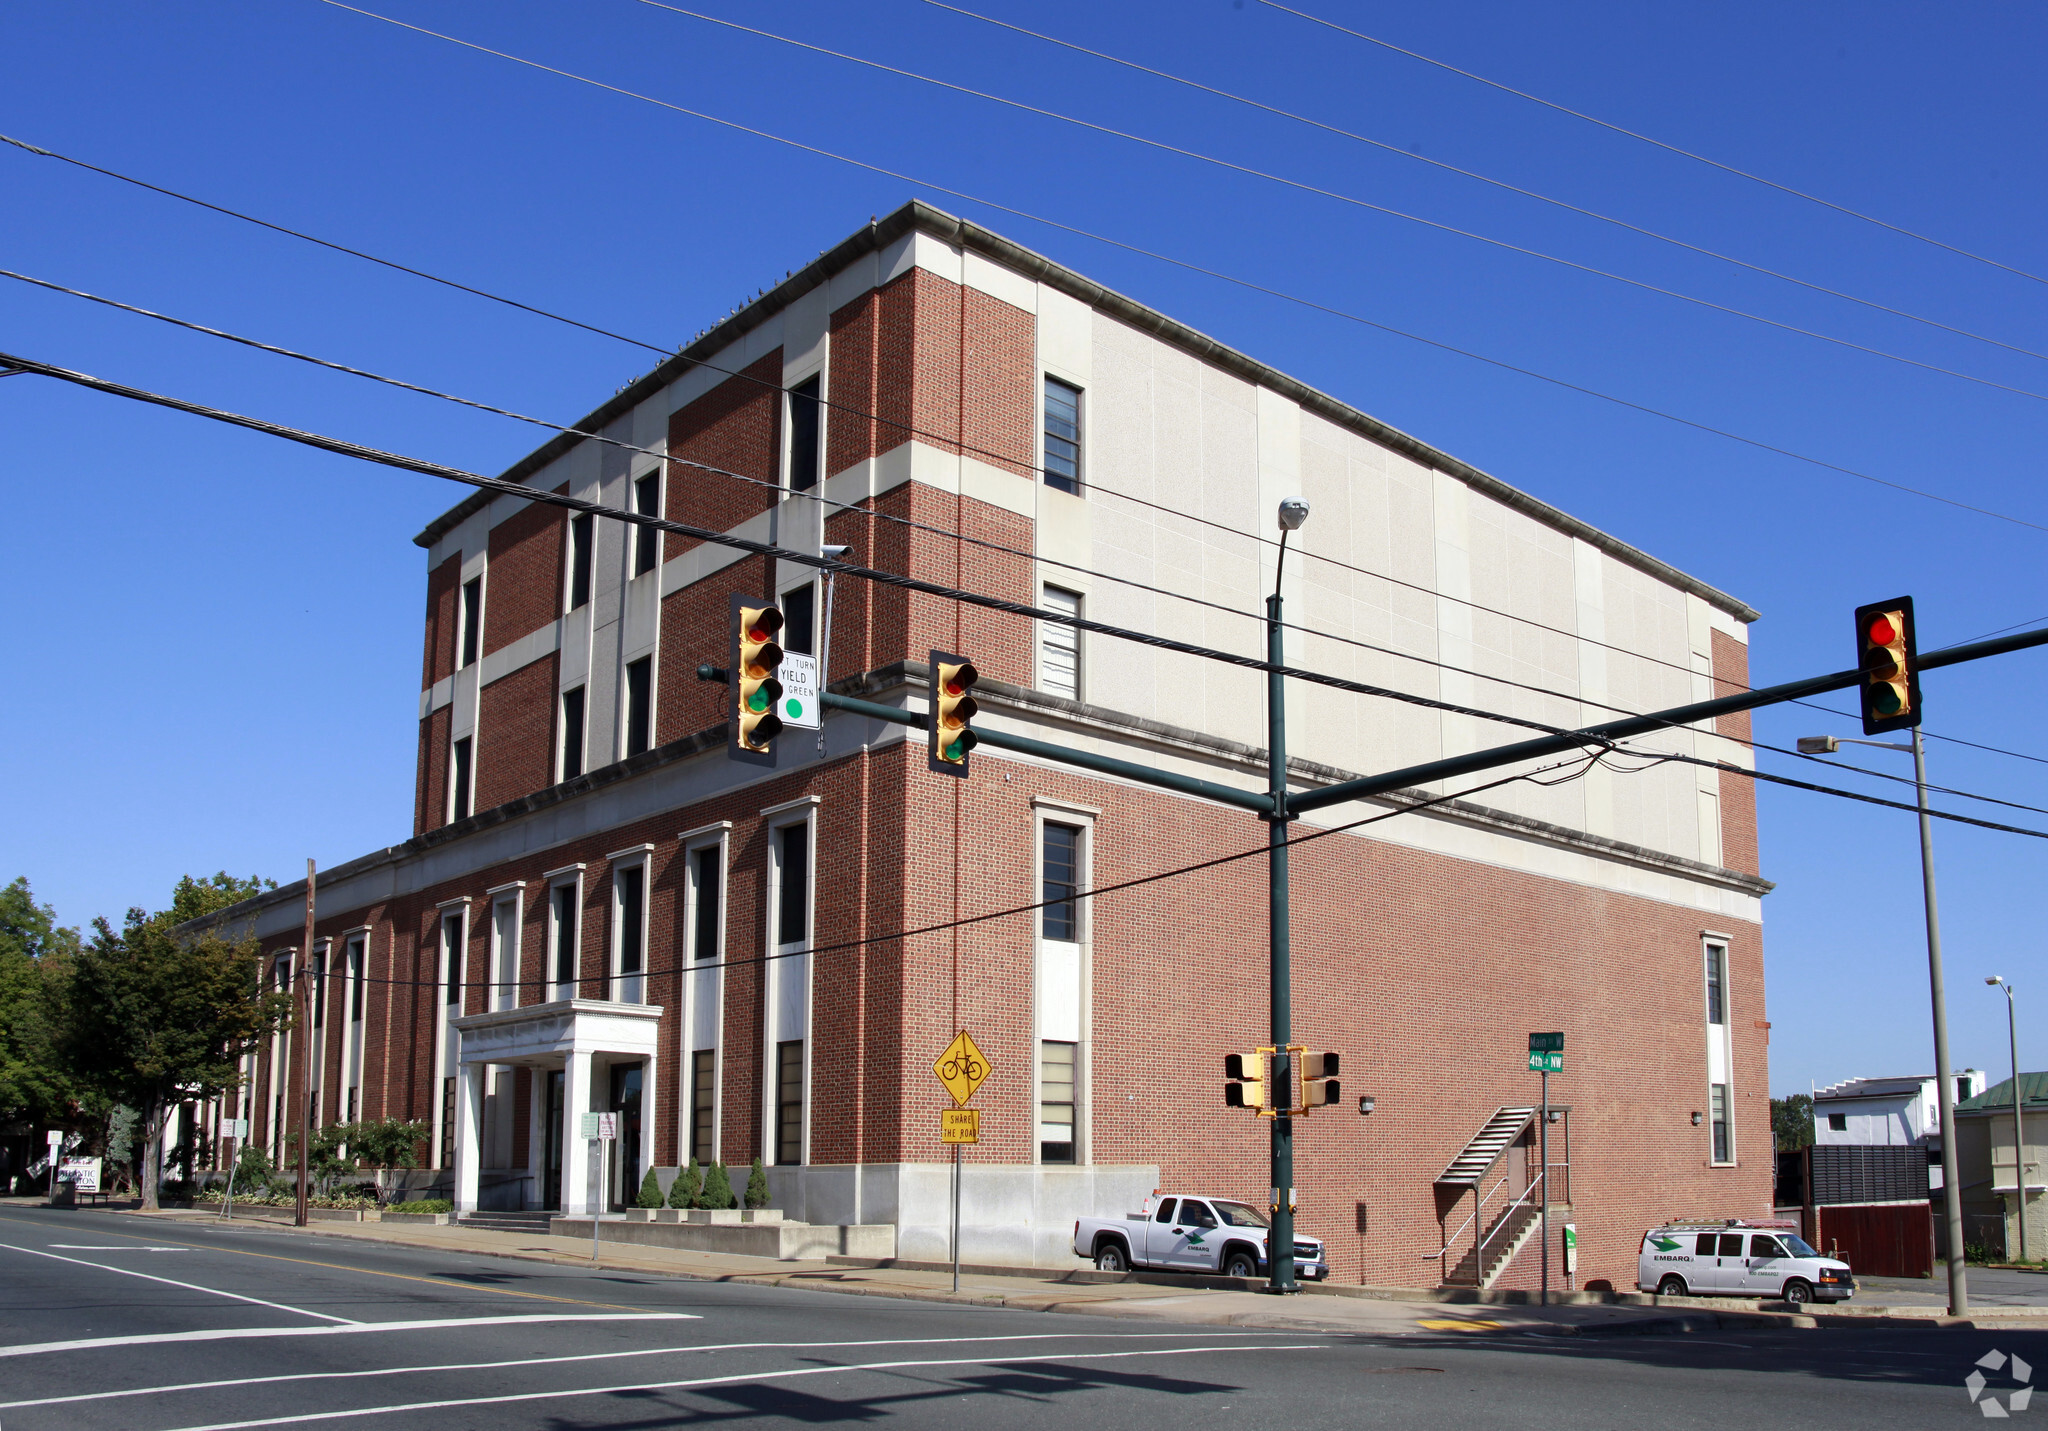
347, 935, 367, 1024
559, 686, 586, 782
614, 862, 647, 1003
780, 583, 816, 657
776, 824, 809, 948
624, 657, 652, 758
787, 376, 821, 493
310, 947, 328, 1029
459, 576, 483, 667
441, 912, 464, 1008
490, 895, 520, 1011
450, 736, 474, 822
567, 513, 593, 611
632, 473, 661, 577
692, 845, 722, 961
1040, 587, 1080, 700
1705, 942, 1727, 1025
550, 879, 580, 998
1043, 377, 1081, 494
1042, 822, 1082, 942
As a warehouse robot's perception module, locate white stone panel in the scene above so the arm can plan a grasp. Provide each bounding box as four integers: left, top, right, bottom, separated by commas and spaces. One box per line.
1037, 941, 1082, 1043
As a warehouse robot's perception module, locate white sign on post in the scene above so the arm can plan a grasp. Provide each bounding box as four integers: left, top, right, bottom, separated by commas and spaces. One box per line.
580, 1112, 617, 1140
226, 1118, 250, 1140
778, 651, 820, 729
59, 1159, 101, 1194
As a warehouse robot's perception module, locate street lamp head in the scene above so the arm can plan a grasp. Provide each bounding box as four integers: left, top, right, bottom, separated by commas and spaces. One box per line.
1987, 975, 2005, 986
1277, 497, 1310, 532
1796, 735, 1839, 755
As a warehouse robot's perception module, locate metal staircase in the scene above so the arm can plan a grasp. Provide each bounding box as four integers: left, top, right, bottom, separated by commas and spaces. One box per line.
1428, 1105, 1572, 1289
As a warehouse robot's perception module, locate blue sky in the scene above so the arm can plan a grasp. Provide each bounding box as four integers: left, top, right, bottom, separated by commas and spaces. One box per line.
2, 1, 2043, 1095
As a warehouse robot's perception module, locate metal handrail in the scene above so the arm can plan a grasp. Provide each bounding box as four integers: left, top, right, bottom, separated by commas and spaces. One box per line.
1427, 1171, 1549, 1284
1425, 1168, 1512, 1280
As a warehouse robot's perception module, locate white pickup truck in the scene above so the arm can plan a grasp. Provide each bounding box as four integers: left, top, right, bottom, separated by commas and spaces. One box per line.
1073, 1192, 1329, 1281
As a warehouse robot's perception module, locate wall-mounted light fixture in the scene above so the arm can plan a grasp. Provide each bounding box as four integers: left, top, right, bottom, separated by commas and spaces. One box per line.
1691, 1111, 1704, 1126
1357, 1096, 1377, 1116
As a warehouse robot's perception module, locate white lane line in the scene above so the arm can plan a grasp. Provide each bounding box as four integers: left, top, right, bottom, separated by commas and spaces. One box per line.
0, 1312, 698, 1361
1, 1330, 1275, 1407
164, 1344, 1329, 1431
0, 1240, 357, 1326
48, 1245, 193, 1251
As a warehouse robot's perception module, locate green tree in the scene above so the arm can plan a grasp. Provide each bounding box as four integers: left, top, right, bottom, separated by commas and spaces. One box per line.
0, 877, 85, 1131
744, 1155, 769, 1209
1772, 1094, 1815, 1152
636, 1166, 665, 1209
337, 1118, 428, 1204
668, 1158, 701, 1209
700, 1161, 735, 1210
60, 873, 290, 1210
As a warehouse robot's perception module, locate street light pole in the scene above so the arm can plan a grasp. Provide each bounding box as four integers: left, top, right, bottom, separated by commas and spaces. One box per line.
1798, 730, 1967, 1313
1266, 497, 1309, 1295
1987, 977, 2028, 1262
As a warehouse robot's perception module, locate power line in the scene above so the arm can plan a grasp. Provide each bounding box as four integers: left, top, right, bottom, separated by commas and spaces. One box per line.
306, 0, 2048, 540
1258, 0, 2048, 291
1, 346, 1605, 743
631, 0, 2048, 409
923, 0, 2048, 370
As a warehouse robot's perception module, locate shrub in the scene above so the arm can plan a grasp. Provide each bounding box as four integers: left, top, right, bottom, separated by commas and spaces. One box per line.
700, 1161, 735, 1210
636, 1167, 665, 1209
393, 1198, 453, 1216
744, 1156, 769, 1209
669, 1159, 701, 1209
231, 1146, 276, 1196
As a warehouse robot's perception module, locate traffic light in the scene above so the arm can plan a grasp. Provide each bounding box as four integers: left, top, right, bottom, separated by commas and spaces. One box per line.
1299, 1050, 1341, 1111
1853, 597, 1920, 736
729, 595, 785, 765
928, 650, 979, 775
1224, 1050, 1270, 1112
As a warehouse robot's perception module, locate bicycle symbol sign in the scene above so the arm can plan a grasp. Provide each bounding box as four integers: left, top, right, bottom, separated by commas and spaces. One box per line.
933, 1029, 992, 1106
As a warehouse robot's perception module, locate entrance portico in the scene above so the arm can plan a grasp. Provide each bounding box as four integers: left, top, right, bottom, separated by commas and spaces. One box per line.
450, 999, 662, 1216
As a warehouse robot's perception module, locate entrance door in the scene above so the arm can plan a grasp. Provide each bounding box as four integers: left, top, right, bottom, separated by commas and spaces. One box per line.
608, 1063, 643, 1211
541, 1070, 564, 1211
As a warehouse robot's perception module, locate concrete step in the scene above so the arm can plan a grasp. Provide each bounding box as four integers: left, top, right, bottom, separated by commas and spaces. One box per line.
459, 1211, 556, 1232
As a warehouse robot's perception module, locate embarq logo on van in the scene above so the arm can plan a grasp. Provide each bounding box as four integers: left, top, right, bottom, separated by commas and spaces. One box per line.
1967, 1349, 2033, 1418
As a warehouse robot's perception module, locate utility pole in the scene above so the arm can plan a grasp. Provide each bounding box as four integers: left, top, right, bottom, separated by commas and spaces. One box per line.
296, 858, 315, 1228
1265, 497, 1309, 1294
1913, 731, 1969, 1314
1987, 977, 2028, 1262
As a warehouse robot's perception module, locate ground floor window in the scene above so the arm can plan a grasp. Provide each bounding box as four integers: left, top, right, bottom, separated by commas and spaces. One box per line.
775, 1041, 803, 1165
1040, 1040, 1076, 1163
1710, 1083, 1731, 1163
690, 1049, 716, 1165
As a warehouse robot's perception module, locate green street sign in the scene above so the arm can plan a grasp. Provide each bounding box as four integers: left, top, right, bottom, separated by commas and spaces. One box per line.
1529, 1032, 1564, 1052
1528, 1050, 1563, 1072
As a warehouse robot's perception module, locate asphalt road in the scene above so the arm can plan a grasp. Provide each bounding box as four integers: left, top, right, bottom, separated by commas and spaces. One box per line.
1, 1205, 2039, 1430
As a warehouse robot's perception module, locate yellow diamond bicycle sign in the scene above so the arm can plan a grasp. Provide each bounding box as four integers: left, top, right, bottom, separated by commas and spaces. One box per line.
933, 1029, 991, 1106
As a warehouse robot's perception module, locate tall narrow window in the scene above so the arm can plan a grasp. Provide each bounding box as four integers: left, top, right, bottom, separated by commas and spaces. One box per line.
442, 914, 463, 1007
624, 657, 652, 757
567, 513, 593, 611
615, 864, 645, 1002
786, 376, 821, 493
690, 1049, 716, 1164
693, 846, 721, 960
1040, 1040, 1077, 1164
551, 882, 578, 995
348, 936, 366, 1024
632, 473, 661, 576
1042, 822, 1081, 941
777, 825, 808, 947
459, 577, 483, 667
440, 1079, 456, 1167
491, 898, 519, 1011
1041, 587, 1081, 699
559, 686, 586, 782
1710, 1083, 1731, 1163
310, 949, 327, 1029
780, 583, 816, 656
1705, 943, 1727, 1026
450, 737, 473, 821
775, 1040, 804, 1164
1043, 377, 1081, 493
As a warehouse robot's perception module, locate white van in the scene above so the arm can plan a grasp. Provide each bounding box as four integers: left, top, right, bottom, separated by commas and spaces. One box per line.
1638, 1220, 1855, 1307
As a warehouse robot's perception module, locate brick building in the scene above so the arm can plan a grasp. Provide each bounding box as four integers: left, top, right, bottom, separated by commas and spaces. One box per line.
198, 201, 1772, 1291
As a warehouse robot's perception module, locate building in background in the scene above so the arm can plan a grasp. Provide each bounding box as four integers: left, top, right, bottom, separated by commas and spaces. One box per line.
1954, 1072, 2046, 1260
1813, 1071, 1985, 1150
192, 201, 1770, 1291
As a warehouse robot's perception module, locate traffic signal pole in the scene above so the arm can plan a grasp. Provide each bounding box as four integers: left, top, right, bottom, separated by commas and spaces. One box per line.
1915, 728, 1970, 1315
1266, 578, 1298, 1295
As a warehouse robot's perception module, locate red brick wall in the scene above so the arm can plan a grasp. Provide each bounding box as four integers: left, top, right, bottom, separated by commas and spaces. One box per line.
657, 556, 775, 747
416, 705, 451, 836
476, 654, 559, 811
1712, 629, 1761, 877
666, 353, 784, 560
422, 554, 460, 690
484, 498, 564, 658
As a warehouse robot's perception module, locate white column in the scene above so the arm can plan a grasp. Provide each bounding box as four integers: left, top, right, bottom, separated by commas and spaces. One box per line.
453, 1062, 485, 1213
639, 1052, 658, 1198
561, 1049, 594, 1217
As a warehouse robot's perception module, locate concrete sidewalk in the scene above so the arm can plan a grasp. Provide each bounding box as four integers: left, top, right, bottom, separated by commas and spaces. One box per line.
92, 1205, 2048, 1339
